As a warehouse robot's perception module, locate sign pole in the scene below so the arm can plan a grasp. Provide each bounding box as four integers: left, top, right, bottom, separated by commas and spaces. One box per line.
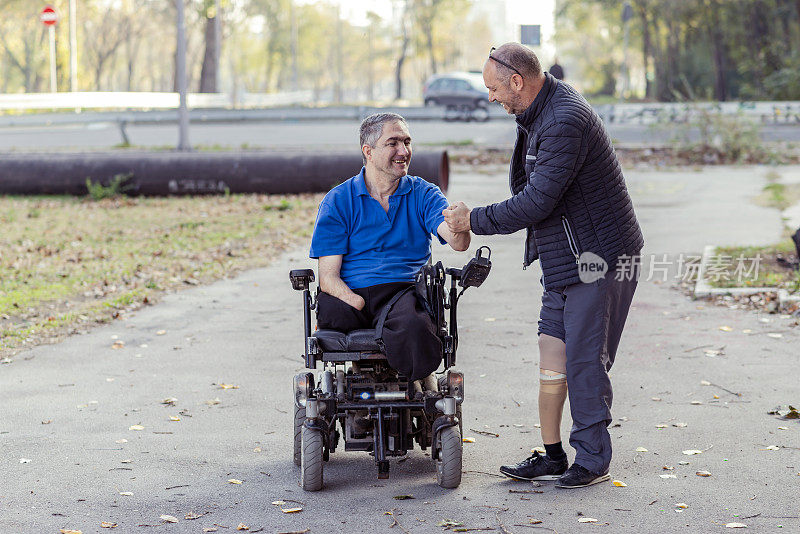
69, 0, 78, 92
48, 25, 57, 92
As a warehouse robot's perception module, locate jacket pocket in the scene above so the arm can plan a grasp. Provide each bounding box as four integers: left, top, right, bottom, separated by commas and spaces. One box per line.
561, 215, 581, 264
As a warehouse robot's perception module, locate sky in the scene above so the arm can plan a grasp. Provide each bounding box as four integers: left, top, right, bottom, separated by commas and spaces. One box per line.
296, 0, 556, 55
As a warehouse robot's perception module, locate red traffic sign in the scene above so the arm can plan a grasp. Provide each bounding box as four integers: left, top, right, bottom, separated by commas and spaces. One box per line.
40, 5, 58, 26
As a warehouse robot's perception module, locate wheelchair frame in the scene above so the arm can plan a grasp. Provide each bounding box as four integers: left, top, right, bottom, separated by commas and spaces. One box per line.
289, 247, 491, 490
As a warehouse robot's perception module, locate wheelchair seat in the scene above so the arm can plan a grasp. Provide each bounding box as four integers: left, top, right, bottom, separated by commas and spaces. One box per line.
314, 329, 381, 353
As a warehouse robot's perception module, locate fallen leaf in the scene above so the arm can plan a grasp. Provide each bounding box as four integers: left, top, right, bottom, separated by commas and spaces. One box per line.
578, 518, 598, 523
219, 383, 239, 390
169, 416, 181, 421
237, 524, 249, 530
778, 427, 788, 430
60, 530, 82, 534
659, 474, 677, 479
393, 495, 415, 500
112, 340, 125, 349
531, 446, 546, 454
696, 471, 712, 477
700, 380, 711, 386
704, 350, 723, 357
129, 425, 145, 431
713, 394, 720, 399
635, 447, 648, 452
184, 512, 203, 520
612, 480, 627, 487
253, 447, 262, 452
161, 397, 178, 405
725, 523, 747, 528
271, 500, 286, 506
228, 479, 243, 484
42, 420, 53, 425
206, 398, 221, 406
100, 522, 117, 528
662, 466, 675, 470
690, 400, 703, 405
462, 437, 475, 443
160, 515, 179, 523
683, 450, 703, 455
119, 492, 133, 496
655, 424, 668, 429
438, 520, 464, 528
761, 445, 780, 451
156, 330, 167, 335
281, 507, 303, 513
678, 461, 690, 465
675, 503, 688, 509
719, 326, 733, 332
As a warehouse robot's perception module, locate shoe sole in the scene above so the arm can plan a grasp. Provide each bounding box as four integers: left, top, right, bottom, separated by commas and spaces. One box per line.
555, 473, 611, 488
499, 471, 564, 481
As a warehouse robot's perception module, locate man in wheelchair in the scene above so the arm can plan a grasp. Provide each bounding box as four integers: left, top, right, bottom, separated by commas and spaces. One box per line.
289, 113, 489, 491
310, 112, 470, 382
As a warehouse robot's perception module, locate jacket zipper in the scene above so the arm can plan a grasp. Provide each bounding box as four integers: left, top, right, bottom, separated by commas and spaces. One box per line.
561, 215, 580, 264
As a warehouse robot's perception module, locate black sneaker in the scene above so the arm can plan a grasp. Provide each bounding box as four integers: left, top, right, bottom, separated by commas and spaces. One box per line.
499, 451, 568, 481
555, 463, 611, 488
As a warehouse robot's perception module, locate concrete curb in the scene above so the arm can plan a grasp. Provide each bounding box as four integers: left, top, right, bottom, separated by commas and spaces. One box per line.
694, 244, 799, 311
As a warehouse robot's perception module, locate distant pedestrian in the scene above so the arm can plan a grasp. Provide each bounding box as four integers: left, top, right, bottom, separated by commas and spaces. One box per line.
549, 58, 564, 80
443, 43, 643, 489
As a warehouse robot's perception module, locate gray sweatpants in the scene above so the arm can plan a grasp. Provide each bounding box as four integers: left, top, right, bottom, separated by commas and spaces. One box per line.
537, 268, 638, 474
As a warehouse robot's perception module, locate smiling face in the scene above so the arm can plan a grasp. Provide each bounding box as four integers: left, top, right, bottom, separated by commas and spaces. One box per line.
363, 120, 412, 181
483, 60, 528, 115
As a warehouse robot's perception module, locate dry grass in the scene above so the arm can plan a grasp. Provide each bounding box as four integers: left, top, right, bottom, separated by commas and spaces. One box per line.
0, 193, 321, 357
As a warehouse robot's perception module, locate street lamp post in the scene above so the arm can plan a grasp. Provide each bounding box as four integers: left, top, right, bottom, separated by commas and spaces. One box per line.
176, 0, 190, 151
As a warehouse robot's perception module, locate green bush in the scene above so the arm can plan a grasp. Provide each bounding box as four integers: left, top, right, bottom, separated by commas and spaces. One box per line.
85, 173, 134, 200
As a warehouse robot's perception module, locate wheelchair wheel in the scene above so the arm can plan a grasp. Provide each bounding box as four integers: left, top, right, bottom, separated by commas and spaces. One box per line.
293, 404, 305, 466
435, 425, 462, 488
301, 426, 324, 491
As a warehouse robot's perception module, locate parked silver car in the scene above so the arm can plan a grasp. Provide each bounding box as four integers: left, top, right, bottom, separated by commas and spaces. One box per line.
423, 72, 489, 112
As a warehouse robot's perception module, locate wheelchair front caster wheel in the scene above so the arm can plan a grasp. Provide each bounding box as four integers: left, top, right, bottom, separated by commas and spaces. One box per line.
435, 425, 462, 488
301, 426, 324, 491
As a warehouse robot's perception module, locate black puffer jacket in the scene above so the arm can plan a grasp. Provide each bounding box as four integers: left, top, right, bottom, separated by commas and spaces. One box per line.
470, 72, 644, 289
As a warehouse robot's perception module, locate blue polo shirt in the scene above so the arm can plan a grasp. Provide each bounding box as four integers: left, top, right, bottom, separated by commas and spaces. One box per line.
309, 169, 449, 289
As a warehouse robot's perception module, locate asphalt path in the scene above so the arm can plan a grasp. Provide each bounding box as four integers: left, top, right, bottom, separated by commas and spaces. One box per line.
2, 164, 799, 533
1, 118, 800, 151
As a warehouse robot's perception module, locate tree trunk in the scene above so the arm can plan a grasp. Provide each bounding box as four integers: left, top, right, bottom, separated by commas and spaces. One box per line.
636, 1, 653, 99
199, 15, 217, 92
395, 33, 409, 100
708, 0, 728, 101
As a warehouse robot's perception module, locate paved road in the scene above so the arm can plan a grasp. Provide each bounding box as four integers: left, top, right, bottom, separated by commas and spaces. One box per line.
1, 118, 800, 151
2, 165, 799, 533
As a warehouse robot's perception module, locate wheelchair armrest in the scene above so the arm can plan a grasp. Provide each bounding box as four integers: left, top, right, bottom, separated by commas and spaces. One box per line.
289, 269, 315, 291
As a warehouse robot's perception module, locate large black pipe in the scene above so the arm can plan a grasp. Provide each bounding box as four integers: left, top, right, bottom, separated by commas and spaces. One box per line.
0, 151, 449, 196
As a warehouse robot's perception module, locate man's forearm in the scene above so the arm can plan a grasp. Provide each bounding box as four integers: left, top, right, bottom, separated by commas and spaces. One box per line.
449, 230, 471, 251
319, 274, 365, 310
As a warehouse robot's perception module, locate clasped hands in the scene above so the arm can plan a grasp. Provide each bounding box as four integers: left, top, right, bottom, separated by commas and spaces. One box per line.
442, 202, 472, 234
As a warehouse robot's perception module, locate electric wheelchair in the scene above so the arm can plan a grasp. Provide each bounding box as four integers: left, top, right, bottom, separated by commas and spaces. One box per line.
289, 247, 491, 491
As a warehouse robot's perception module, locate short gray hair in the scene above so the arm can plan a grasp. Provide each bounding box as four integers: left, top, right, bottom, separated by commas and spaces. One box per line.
359, 112, 407, 164
491, 43, 542, 81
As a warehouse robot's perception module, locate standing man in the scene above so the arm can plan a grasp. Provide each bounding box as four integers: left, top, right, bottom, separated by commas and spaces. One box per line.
443, 43, 643, 488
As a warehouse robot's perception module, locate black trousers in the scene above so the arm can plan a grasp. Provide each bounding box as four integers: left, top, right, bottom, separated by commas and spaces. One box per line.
316, 282, 442, 381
